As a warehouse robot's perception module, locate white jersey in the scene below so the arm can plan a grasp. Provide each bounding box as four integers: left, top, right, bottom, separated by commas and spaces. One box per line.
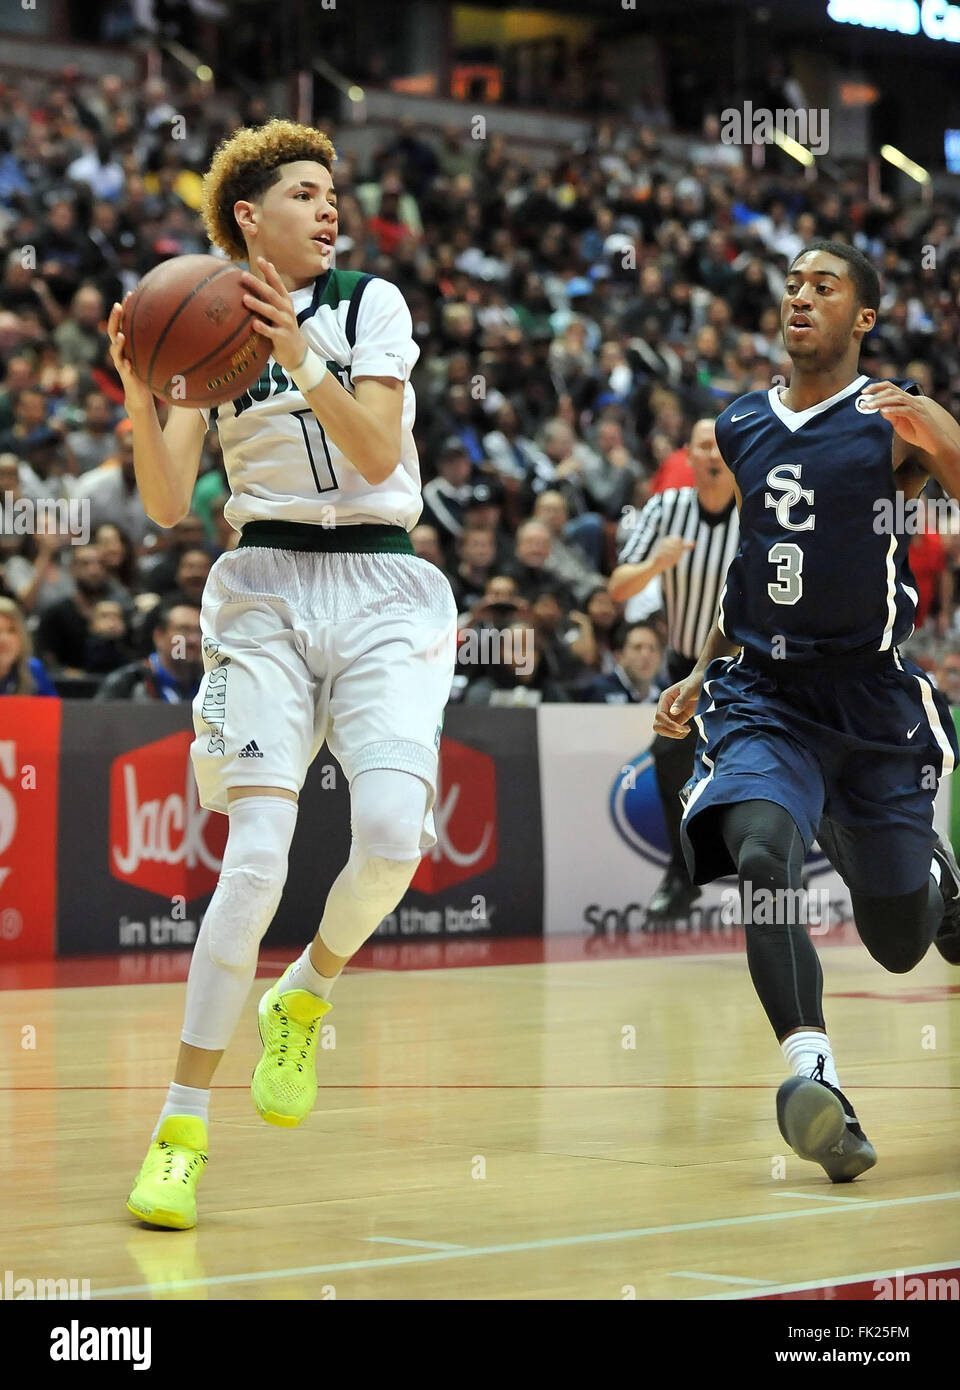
199, 270, 422, 533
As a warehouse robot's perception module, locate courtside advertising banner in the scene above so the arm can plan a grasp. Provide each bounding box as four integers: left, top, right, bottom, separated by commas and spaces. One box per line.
57, 705, 227, 956
0, 697, 61, 962
537, 705, 952, 938
53, 704, 543, 955
33, 700, 958, 956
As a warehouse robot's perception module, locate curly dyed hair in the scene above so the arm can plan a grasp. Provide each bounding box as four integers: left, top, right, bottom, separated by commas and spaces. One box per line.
201, 118, 336, 261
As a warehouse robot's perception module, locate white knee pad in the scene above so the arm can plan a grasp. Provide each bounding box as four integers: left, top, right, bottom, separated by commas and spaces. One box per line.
206, 866, 285, 972
205, 796, 298, 972
350, 851, 419, 904
317, 848, 420, 958
350, 768, 428, 861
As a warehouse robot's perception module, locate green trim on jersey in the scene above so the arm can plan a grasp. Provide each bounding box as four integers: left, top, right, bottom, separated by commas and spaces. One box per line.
295, 269, 371, 319
321, 269, 370, 309
238, 520, 414, 554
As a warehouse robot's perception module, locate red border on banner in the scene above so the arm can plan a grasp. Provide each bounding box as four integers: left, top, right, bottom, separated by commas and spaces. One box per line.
0, 697, 61, 962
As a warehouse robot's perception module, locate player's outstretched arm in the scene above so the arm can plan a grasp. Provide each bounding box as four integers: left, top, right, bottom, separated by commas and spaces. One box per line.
653, 476, 743, 736
108, 298, 206, 527
240, 259, 403, 485
653, 619, 741, 739
307, 373, 404, 486
127, 405, 206, 528
862, 381, 960, 500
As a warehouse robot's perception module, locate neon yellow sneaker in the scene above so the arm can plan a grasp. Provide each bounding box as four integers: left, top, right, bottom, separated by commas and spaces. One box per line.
251, 974, 332, 1127
126, 1116, 208, 1230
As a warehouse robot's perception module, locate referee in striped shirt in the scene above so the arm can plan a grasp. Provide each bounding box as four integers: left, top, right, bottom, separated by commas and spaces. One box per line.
610, 418, 739, 922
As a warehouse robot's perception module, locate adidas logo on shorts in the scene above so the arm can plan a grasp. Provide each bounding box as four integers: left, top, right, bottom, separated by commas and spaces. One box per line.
238, 740, 264, 758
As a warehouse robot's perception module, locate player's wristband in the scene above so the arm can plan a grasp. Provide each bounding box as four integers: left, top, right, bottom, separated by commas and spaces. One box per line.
291, 346, 328, 395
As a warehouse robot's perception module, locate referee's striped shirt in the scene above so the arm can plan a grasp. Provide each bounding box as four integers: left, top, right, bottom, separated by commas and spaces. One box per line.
618, 487, 740, 666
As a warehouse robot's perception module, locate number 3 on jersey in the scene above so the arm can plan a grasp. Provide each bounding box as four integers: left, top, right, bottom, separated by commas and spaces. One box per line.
293, 408, 338, 493
767, 541, 803, 604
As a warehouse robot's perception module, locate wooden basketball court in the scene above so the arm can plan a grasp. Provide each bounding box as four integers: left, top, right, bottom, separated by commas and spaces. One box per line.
1, 932, 958, 1300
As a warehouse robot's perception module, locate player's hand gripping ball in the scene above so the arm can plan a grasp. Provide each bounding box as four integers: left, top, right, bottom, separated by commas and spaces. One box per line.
119, 254, 272, 407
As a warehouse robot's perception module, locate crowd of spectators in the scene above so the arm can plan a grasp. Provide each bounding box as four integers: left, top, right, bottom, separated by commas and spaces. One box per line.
2, 58, 960, 705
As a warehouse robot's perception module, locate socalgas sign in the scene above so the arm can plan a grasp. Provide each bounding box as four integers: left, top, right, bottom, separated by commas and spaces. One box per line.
827, 0, 960, 41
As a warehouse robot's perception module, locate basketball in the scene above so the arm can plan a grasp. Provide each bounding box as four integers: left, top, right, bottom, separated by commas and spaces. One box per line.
121, 254, 270, 407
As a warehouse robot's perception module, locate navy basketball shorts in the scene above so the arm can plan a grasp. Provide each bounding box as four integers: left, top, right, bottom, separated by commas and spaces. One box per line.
680, 647, 958, 898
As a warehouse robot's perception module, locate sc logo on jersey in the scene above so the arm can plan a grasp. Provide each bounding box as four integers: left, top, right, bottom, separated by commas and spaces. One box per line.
764, 464, 815, 531
610, 753, 828, 872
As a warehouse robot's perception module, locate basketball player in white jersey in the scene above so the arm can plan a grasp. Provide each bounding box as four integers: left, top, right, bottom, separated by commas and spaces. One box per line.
111, 120, 457, 1228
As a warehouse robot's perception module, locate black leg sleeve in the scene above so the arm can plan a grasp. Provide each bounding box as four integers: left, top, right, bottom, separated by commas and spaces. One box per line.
651, 732, 697, 880
720, 800, 825, 1038
850, 880, 941, 974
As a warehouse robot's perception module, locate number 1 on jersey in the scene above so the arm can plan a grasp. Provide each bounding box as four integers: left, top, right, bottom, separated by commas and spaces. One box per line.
292, 408, 338, 493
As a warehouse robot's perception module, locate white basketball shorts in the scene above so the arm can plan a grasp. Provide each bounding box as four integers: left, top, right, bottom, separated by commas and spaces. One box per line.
190, 544, 458, 848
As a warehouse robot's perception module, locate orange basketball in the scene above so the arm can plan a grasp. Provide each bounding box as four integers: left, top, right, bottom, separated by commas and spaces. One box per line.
121, 254, 270, 407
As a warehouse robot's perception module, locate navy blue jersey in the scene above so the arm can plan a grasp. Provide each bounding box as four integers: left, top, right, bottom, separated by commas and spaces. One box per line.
714, 374, 922, 663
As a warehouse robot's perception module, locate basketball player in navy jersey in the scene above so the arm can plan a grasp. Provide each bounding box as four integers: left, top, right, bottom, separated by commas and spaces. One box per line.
654, 241, 960, 1182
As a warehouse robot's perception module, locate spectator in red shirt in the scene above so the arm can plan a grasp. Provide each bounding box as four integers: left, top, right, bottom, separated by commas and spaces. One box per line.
650, 414, 722, 497
648, 417, 718, 494
649, 443, 694, 495
367, 191, 413, 257
909, 526, 950, 632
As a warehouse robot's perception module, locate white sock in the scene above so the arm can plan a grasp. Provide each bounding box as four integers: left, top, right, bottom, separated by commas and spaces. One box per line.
281, 947, 340, 1002
152, 1081, 210, 1141
931, 857, 957, 903
781, 1030, 841, 1091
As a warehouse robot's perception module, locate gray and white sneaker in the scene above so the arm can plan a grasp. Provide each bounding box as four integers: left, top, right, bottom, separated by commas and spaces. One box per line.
932, 831, 960, 965
776, 1056, 877, 1183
